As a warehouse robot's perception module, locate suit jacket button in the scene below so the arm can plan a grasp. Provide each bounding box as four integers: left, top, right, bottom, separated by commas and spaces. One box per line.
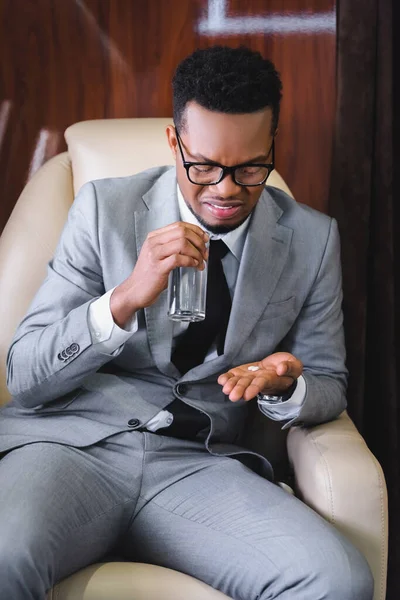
177, 383, 188, 395
70, 343, 80, 353
57, 352, 64, 361
128, 418, 140, 428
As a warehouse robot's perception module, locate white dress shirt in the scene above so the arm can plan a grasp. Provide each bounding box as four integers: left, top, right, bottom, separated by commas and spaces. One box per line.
87, 186, 306, 431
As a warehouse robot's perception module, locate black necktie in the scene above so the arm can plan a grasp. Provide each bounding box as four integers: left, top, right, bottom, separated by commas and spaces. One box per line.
165, 240, 232, 439
171, 239, 231, 374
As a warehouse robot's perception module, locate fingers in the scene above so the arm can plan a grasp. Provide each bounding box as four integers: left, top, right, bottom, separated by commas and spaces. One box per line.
153, 238, 207, 268
219, 374, 268, 402
148, 222, 209, 260
218, 366, 271, 401
144, 223, 210, 274
149, 221, 209, 242
161, 252, 204, 273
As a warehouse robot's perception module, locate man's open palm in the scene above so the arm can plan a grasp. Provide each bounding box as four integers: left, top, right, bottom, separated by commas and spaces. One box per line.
217, 352, 303, 402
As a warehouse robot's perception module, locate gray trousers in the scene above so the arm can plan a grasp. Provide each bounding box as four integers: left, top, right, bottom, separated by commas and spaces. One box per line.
0, 431, 373, 600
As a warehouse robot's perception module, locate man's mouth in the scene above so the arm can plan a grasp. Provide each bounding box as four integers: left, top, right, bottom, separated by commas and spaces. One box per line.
203, 201, 243, 220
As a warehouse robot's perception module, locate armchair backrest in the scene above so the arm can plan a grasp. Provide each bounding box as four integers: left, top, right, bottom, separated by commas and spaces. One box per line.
64, 118, 293, 198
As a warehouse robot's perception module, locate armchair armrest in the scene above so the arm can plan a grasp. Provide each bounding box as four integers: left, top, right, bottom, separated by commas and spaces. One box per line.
47, 562, 230, 600
287, 411, 388, 600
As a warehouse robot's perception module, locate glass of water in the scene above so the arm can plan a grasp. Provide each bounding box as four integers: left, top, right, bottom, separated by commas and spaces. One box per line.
167, 261, 208, 322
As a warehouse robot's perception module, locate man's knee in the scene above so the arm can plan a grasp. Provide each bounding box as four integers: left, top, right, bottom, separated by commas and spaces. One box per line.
326, 544, 374, 600
291, 537, 374, 600
254, 530, 374, 600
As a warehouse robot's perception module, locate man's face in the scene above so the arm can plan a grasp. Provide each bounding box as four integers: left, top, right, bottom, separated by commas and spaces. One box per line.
166, 102, 274, 234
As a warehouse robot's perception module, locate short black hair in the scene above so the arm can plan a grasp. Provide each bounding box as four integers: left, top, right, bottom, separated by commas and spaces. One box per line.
172, 46, 282, 134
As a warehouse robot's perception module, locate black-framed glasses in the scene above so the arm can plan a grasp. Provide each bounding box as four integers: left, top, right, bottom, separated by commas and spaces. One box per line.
175, 129, 275, 187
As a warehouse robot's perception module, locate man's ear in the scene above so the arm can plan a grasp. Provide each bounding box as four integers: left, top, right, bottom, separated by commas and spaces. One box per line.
166, 125, 178, 160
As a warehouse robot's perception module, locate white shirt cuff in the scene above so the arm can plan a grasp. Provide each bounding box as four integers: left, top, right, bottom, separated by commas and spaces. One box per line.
144, 410, 174, 432
88, 287, 138, 354
257, 375, 306, 421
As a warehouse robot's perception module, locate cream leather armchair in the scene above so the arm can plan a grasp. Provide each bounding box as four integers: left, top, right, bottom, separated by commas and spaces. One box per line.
0, 119, 388, 600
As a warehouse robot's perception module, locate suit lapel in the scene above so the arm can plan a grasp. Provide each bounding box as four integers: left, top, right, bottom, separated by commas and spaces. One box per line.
224, 188, 293, 358
134, 168, 181, 378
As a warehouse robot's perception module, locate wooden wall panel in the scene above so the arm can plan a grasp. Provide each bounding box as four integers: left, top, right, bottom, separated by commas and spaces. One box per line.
0, 0, 336, 232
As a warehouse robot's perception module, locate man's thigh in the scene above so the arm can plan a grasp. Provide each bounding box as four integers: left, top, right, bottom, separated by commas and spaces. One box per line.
0, 437, 144, 598
124, 439, 372, 600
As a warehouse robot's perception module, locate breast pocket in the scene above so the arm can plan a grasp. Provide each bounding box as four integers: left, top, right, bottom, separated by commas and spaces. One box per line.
259, 296, 296, 321
232, 296, 298, 365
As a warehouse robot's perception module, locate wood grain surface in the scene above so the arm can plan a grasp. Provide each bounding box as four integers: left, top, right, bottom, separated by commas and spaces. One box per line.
0, 0, 336, 231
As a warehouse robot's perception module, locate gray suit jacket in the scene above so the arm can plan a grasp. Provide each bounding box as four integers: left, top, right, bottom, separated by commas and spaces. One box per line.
0, 167, 347, 477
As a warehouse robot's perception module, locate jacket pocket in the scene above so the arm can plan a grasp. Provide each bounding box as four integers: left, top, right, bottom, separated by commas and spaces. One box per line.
258, 296, 296, 320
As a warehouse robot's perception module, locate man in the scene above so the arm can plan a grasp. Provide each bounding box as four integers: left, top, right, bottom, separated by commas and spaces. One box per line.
0, 46, 373, 599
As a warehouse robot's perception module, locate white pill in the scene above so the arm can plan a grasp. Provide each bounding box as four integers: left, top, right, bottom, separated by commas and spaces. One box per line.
248, 366, 260, 372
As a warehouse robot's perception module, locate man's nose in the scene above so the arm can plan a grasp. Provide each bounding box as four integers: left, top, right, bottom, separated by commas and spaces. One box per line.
211, 172, 242, 198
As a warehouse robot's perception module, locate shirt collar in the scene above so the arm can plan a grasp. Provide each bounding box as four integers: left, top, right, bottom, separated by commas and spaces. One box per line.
176, 185, 250, 261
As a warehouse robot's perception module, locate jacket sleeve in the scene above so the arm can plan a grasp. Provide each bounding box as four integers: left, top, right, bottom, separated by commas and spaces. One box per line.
6, 182, 123, 408
280, 217, 348, 428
